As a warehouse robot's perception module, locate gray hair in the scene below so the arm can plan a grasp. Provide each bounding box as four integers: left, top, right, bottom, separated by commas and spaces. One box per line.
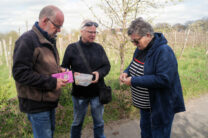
128, 17, 154, 36
80, 19, 93, 30
39, 5, 60, 20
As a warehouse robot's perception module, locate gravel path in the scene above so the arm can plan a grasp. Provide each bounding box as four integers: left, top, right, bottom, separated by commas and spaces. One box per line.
82, 93, 208, 138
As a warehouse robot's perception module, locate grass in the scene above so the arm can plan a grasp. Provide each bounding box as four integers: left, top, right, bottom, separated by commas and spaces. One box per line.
177, 47, 208, 99
0, 45, 207, 137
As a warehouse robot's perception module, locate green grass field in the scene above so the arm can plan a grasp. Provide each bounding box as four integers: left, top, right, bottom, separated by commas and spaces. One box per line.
0, 45, 207, 137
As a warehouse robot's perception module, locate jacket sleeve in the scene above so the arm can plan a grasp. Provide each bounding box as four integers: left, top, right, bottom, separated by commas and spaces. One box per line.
12, 35, 57, 91
97, 46, 111, 79
131, 45, 178, 89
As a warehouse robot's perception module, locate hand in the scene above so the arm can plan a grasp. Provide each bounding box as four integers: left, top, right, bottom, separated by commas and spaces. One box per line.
119, 73, 128, 83
91, 71, 99, 83
74, 72, 80, 76
123, 77, 132, 86
56, 78, 67, 90
60, 67, 68, 72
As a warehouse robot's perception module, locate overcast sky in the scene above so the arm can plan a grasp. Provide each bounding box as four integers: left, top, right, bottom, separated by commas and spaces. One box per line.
0, 0, 207, 34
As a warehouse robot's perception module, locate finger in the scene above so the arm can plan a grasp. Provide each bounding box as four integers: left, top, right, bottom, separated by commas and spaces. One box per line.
91, 78, 98, 83
95, 74, 99, 81
91, 80, 96, 83
65, 68, 68, 72
93, 72, 99, 80
74, 72, 80, 76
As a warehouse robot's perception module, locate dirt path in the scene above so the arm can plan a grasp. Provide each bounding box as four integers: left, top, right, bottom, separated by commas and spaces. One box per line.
82, 93, 208, 138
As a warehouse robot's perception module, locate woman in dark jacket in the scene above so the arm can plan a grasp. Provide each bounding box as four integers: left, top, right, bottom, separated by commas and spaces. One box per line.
119, 17, 185, 138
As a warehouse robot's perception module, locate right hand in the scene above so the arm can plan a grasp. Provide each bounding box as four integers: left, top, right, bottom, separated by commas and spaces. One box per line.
74, 72, 80, 76
119, 73, 128, 84
56, 78, 67, 90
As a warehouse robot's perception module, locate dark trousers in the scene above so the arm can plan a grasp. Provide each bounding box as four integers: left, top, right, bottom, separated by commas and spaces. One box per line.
140, 109, 174, 138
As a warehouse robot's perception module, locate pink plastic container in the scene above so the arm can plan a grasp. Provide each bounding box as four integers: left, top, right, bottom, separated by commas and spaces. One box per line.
52, 71, 74, 83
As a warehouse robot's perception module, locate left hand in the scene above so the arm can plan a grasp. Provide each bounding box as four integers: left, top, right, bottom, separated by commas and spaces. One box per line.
91, 71, 99, 83
123, 77, 132, 86
60, 67, 68, 72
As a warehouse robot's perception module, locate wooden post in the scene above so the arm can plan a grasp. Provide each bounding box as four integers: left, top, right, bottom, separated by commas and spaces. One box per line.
18, 27, 21, 36
3, 39, 9, 66
0, 41, 2, 56
8, 37, 12, 78
173, 31, 177, 52
179, 29, 190, 59
58, 37, 63, 59
0, 41, 2, 65
206, 32, 208, 54
26, 20, 28, 31
206, 32, 208, 74
192, 31, 196, 48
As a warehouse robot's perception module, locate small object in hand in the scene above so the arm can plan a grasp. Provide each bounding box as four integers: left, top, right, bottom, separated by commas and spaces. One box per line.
74, 73, 93, 86
52, 71, 74, 83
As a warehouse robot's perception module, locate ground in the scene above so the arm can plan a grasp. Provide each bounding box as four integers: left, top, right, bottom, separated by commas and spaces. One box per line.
82, 93, 208, 138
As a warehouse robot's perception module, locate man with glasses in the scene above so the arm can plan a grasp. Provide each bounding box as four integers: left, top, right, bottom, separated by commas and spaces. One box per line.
12, 5, 67, 138
119, 17, 185, 138
62, 19, 110, 138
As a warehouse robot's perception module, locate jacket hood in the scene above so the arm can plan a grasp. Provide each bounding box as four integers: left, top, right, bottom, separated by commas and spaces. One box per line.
147, 33, 168, 56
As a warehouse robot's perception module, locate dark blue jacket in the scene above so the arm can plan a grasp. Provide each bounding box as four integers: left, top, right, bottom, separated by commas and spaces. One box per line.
125, 33, 185, 127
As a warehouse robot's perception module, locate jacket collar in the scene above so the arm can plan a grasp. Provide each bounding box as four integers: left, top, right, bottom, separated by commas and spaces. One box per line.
32, 23, 55, 46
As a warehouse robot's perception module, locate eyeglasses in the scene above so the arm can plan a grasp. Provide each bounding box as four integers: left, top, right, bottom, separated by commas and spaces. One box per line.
131, 36, 143, 45
48, 18, 62, 29
83, 22, 98, 28
85, 30, 98, 34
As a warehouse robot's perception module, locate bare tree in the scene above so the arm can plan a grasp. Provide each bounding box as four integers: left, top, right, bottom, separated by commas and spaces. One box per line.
82, 0, 181, 73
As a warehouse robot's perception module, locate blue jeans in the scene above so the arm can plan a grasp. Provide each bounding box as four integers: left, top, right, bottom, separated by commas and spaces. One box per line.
71, 96, 105, 138
27, 109, 55, 138
140, 109, 174, 138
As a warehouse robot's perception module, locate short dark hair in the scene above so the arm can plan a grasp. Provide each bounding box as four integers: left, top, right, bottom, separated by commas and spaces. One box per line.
128, 17, 154, 36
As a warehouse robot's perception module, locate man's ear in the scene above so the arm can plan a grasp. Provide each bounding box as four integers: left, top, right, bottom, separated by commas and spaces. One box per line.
80, 29, 84, 34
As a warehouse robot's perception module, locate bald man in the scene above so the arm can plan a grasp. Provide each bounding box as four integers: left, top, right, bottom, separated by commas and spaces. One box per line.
12, 5, 67, 138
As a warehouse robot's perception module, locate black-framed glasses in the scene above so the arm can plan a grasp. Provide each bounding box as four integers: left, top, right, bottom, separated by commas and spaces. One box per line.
131, 36, 143, 45
48, 18, 62, 29
83, 22, 98, 28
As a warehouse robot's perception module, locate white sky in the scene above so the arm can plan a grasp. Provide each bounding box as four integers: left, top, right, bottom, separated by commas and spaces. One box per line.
0, 0, 207, 34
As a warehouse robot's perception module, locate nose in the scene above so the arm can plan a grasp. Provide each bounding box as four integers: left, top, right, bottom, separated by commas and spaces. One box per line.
92, 33, 96, 37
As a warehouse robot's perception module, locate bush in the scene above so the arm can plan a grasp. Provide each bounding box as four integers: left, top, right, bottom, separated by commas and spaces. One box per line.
0, 98, 32, 138
0, 81, 15, 108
